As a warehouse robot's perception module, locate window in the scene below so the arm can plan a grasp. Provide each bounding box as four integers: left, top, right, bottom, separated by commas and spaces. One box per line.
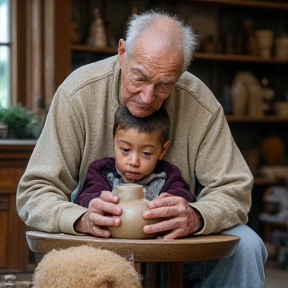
0, 0, 10, 108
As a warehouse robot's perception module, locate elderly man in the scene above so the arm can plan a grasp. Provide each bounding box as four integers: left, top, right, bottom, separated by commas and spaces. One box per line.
17, 11, 267, 287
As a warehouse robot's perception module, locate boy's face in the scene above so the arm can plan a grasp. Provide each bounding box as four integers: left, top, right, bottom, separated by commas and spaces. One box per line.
114, 128, 170, 183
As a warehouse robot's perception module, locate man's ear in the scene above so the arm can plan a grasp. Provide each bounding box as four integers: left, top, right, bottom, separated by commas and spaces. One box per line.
118, 39, 126, 64
159, 140, 171, 160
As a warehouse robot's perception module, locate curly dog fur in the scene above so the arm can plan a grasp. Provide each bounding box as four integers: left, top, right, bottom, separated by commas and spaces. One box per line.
32, 245, 142, 288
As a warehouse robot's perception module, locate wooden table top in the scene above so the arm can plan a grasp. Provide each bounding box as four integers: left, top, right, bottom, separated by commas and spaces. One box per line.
26, 231, 240, 262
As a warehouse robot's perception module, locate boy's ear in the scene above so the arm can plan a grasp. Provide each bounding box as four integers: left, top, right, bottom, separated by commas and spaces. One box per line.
159, 140, 171, 160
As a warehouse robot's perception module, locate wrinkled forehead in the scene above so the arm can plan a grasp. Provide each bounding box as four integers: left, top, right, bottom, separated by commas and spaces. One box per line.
125, 35, 184, 79
134, 30, 183, 62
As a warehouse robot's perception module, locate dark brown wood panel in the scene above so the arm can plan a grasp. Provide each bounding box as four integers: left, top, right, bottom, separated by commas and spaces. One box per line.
0, 195, 9, 269
0, 142, 35, 272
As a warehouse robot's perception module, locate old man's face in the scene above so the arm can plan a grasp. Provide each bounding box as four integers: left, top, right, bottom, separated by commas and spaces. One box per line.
118, 36, 184, 118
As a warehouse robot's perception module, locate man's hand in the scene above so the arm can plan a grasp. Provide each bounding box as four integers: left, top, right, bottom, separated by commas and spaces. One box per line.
74, 191, 122, 237
143, 193, 203, 239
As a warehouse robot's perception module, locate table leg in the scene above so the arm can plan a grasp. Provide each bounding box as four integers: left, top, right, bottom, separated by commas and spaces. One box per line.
143, 262, 157, 288
140, 262, 183, 288
167, 262, 183, 288
134, 262, 141, 274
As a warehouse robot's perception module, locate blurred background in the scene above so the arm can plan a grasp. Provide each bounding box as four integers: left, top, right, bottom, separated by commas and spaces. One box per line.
0, 0, 288, 287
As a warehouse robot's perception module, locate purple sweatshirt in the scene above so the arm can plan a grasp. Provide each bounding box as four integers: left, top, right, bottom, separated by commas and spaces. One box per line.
75, 157, 193, 207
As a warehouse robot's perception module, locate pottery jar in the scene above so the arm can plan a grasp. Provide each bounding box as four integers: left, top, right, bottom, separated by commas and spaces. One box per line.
274, 102, 288, 117
108, 184, 160, 239
255, 29, 274, 58
231, 79, 248, 115
274, 36, 288, 59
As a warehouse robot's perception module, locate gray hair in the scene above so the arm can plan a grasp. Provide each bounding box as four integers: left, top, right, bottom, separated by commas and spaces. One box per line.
124, 10, 199, 72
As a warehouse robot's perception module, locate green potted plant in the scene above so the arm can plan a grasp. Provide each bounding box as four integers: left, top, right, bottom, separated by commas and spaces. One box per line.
0, 104, 41, 139
0, 107, 9, 139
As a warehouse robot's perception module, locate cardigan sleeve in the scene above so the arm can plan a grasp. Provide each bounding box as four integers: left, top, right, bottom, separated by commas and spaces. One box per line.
75, 159, 112, 207
190, 106, 253, 235
16, 85, 88, 235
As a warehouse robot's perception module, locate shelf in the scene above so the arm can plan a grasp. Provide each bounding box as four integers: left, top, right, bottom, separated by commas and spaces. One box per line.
194, 52, 288, 64
0, 139, 37, 145
183, 0, 288, 10
71, 45, 288, 64
254, 177, 282, 186
71, 45, 117, 54
226, 115, 288, 123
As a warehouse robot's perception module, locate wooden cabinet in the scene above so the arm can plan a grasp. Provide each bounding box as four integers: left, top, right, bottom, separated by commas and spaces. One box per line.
0, 141, 36, 272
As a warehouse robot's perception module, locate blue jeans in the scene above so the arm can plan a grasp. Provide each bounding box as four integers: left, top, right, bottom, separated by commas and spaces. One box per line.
183, 224, 268, 288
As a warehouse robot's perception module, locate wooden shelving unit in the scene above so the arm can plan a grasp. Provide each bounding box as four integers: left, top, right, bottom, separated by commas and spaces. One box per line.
183, 0, 288, 9
226, 115, 288, 122
71, 45, 288, 64
254, 177, 282, 186
194, 52, 288, 64
71, 44, 117, 54
71, 43, 288, 125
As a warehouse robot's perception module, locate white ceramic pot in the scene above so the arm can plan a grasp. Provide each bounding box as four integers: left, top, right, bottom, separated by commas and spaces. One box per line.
108, 184, 160, 239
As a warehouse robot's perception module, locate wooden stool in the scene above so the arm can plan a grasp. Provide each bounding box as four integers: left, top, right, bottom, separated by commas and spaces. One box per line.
26, 231, 240, 288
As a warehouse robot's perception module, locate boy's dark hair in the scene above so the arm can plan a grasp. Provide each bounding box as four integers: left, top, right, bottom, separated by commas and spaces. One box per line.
113, 105, 170, 145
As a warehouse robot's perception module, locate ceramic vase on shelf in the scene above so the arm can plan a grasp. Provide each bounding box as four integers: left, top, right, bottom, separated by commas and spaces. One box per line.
108, 184, 160, 239
255, 29, 274, 58
242, 19, 259, 56
231, 80, 248, 115
274, 102, 288, 117
230, 71, 262, 116
86, 8, 107, 47
274, 35, 288, 60
247, 83, 264, 117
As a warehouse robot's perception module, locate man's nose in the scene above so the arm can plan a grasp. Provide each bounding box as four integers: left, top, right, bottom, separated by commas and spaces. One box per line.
128, 153, 140, 167
140, 84, 155, 104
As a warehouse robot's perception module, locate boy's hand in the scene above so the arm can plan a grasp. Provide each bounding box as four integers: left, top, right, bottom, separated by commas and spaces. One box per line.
142, 193, 203, 239
74, 191, 122, 237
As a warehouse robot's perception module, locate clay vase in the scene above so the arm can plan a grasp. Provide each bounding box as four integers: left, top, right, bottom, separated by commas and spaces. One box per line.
108, 184, 160, 239
230, 71, 261, 116
230, 79, 248, 115
274, 36, 288, 59
242, 19, 259, 56
247, 83, 264, 117
86, 8, 107, 47
255, 29, 274, 58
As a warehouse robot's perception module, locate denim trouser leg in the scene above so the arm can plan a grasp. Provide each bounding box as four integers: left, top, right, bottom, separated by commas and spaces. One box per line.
184, 224, 268, 288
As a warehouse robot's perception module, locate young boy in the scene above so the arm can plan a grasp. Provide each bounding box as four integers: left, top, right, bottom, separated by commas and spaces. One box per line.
75, 105, 193, 207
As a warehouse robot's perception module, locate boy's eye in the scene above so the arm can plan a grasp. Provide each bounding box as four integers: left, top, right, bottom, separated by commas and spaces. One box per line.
142, 152, 152, 157
121, 148, 130, 153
